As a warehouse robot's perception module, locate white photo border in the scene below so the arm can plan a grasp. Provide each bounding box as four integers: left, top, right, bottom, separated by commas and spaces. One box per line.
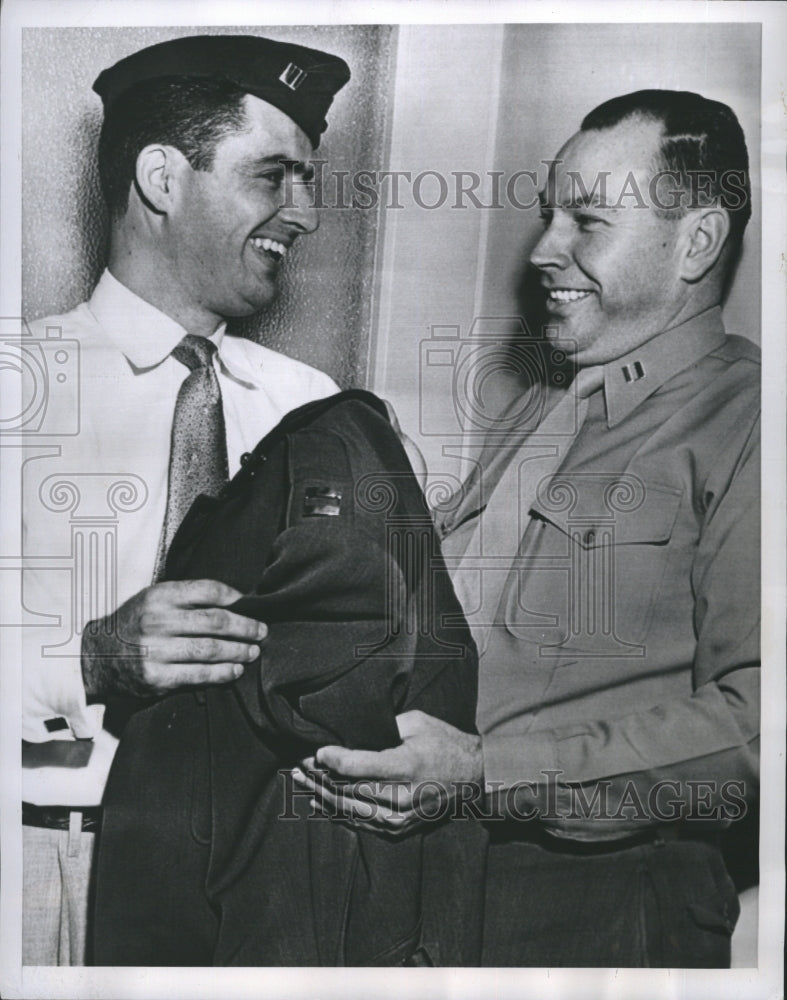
1, 2, 784, 998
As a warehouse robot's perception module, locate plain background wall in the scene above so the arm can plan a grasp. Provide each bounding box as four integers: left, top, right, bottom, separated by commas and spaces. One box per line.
483, 23, 761, 333
22, 24, 395, 389
371, 23, 761, 485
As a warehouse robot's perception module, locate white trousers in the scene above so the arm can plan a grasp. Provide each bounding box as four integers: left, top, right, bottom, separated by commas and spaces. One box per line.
22, 818, 95, 965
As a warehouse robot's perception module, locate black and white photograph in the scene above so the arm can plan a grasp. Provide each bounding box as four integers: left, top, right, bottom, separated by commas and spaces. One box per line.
0, 1, 784, 998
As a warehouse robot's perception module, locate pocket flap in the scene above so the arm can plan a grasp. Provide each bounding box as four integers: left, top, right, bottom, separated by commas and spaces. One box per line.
530, 475, 682, 548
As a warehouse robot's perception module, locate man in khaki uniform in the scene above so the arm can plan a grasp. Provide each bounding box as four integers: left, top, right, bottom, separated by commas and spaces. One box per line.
298, 89, 759, 967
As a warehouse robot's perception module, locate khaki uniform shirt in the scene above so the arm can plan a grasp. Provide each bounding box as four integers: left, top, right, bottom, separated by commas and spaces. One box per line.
441, 307, 760, 837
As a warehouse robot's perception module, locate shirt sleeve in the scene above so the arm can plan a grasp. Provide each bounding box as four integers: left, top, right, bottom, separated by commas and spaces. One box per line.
310, 368, 341, 399
22, 558, 105, 742
481, 416, 760, 833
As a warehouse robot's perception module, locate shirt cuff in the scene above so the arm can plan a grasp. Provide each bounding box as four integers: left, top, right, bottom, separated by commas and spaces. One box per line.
22, 727, 118, 806
23, 656, 104, 742
481, 730, 559, 792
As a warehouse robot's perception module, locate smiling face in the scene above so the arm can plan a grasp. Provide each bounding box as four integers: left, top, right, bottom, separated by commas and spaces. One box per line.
165, 94, 318, 325
531, 117, 691, 366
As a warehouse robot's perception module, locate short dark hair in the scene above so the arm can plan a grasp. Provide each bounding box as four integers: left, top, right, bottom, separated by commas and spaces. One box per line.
581, 89, 751, 251
97, 76, 250, 219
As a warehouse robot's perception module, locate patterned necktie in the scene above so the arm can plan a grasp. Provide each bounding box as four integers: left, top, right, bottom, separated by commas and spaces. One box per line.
446, 365, 604, 653
153, 335, 229, 581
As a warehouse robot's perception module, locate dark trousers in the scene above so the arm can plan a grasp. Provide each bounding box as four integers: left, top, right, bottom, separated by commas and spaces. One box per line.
481, 829, 739, 967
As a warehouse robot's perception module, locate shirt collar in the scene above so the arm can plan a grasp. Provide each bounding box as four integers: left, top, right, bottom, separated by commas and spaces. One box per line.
599, 306, 726, 428
87, 269, 253, 384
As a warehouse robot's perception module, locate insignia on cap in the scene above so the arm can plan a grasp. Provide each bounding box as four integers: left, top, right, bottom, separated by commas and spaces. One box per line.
303, 487, 342, 517
279, 62, 308, 91
92, 35, 350, 149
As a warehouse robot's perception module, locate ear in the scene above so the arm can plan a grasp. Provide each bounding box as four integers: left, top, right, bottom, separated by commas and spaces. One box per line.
133, 145, 186, 215
678, 207, 731, 282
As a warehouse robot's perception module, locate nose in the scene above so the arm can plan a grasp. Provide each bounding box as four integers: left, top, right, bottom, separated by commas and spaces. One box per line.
279, 177, 319, 235
530, 217, 570, 270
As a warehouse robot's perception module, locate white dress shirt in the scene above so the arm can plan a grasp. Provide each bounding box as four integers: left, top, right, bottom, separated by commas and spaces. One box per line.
22, 270, 338, 805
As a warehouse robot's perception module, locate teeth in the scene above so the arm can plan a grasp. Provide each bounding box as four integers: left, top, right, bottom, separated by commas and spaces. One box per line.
251, 237, 288, 258
548, 289, 591, 303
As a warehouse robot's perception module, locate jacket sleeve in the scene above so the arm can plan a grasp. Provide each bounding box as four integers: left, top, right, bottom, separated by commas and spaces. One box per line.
230, 519, 408, 750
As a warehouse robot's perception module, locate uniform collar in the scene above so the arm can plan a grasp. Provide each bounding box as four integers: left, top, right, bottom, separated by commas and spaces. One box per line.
86, 269, 252, 384
598, 306, 726, 428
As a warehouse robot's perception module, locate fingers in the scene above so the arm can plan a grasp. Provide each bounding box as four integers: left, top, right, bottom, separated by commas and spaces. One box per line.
315, 745, 407, 780
396, 709, 437, 739
311, 785, 420, 837
130, 644, 256, 693
291, 767, 419, 837
324, 795, 414, 836
164, 635, 262, 665
172, 607, 268, 642
293, 770, 377, 819
87, 580, 269, 699
158, 578, 247, 608
293, 767, 413, 809
135, 581, 267, 647
150, 661, 246, 691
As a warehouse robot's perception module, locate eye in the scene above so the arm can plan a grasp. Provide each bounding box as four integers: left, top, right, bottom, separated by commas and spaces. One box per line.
538, 208, 553, 226
258, 169, 284, 189
575, 212, 604, 231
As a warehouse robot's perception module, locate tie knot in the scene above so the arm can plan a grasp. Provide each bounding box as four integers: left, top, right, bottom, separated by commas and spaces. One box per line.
172, 334, 218, 372
574, 365, 605, 399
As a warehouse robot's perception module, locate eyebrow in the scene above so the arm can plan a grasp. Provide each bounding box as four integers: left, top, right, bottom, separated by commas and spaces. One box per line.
242, 154, 316, 180
568, 194, 615, 210
537, 189, 617, 211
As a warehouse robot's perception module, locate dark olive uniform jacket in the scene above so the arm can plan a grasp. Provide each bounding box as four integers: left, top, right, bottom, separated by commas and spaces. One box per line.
93, 390, 485, 967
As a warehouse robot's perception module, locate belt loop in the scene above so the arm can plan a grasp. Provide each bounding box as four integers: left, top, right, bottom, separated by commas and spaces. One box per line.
67, 810, 82, 857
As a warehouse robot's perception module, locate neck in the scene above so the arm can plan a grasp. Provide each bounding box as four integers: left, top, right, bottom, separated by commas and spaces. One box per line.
662, 282, 723, 333
108, 219, 223, 338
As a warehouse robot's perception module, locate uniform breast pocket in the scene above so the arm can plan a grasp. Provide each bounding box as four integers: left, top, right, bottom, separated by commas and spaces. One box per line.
503, 475, 683, 655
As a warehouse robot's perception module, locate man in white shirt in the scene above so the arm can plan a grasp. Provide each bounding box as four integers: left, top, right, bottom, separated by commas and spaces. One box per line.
21, 34, 349, 965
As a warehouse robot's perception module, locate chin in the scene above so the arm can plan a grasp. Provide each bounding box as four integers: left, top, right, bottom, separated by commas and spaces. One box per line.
548, 332, 590, 363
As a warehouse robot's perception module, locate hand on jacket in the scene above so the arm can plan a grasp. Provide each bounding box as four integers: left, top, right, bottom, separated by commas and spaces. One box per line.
293, 709, 484, 837
81, 578, 267, 699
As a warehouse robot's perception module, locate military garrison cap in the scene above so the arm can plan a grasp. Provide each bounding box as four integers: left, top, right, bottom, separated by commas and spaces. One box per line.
93, 34, 351, 148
